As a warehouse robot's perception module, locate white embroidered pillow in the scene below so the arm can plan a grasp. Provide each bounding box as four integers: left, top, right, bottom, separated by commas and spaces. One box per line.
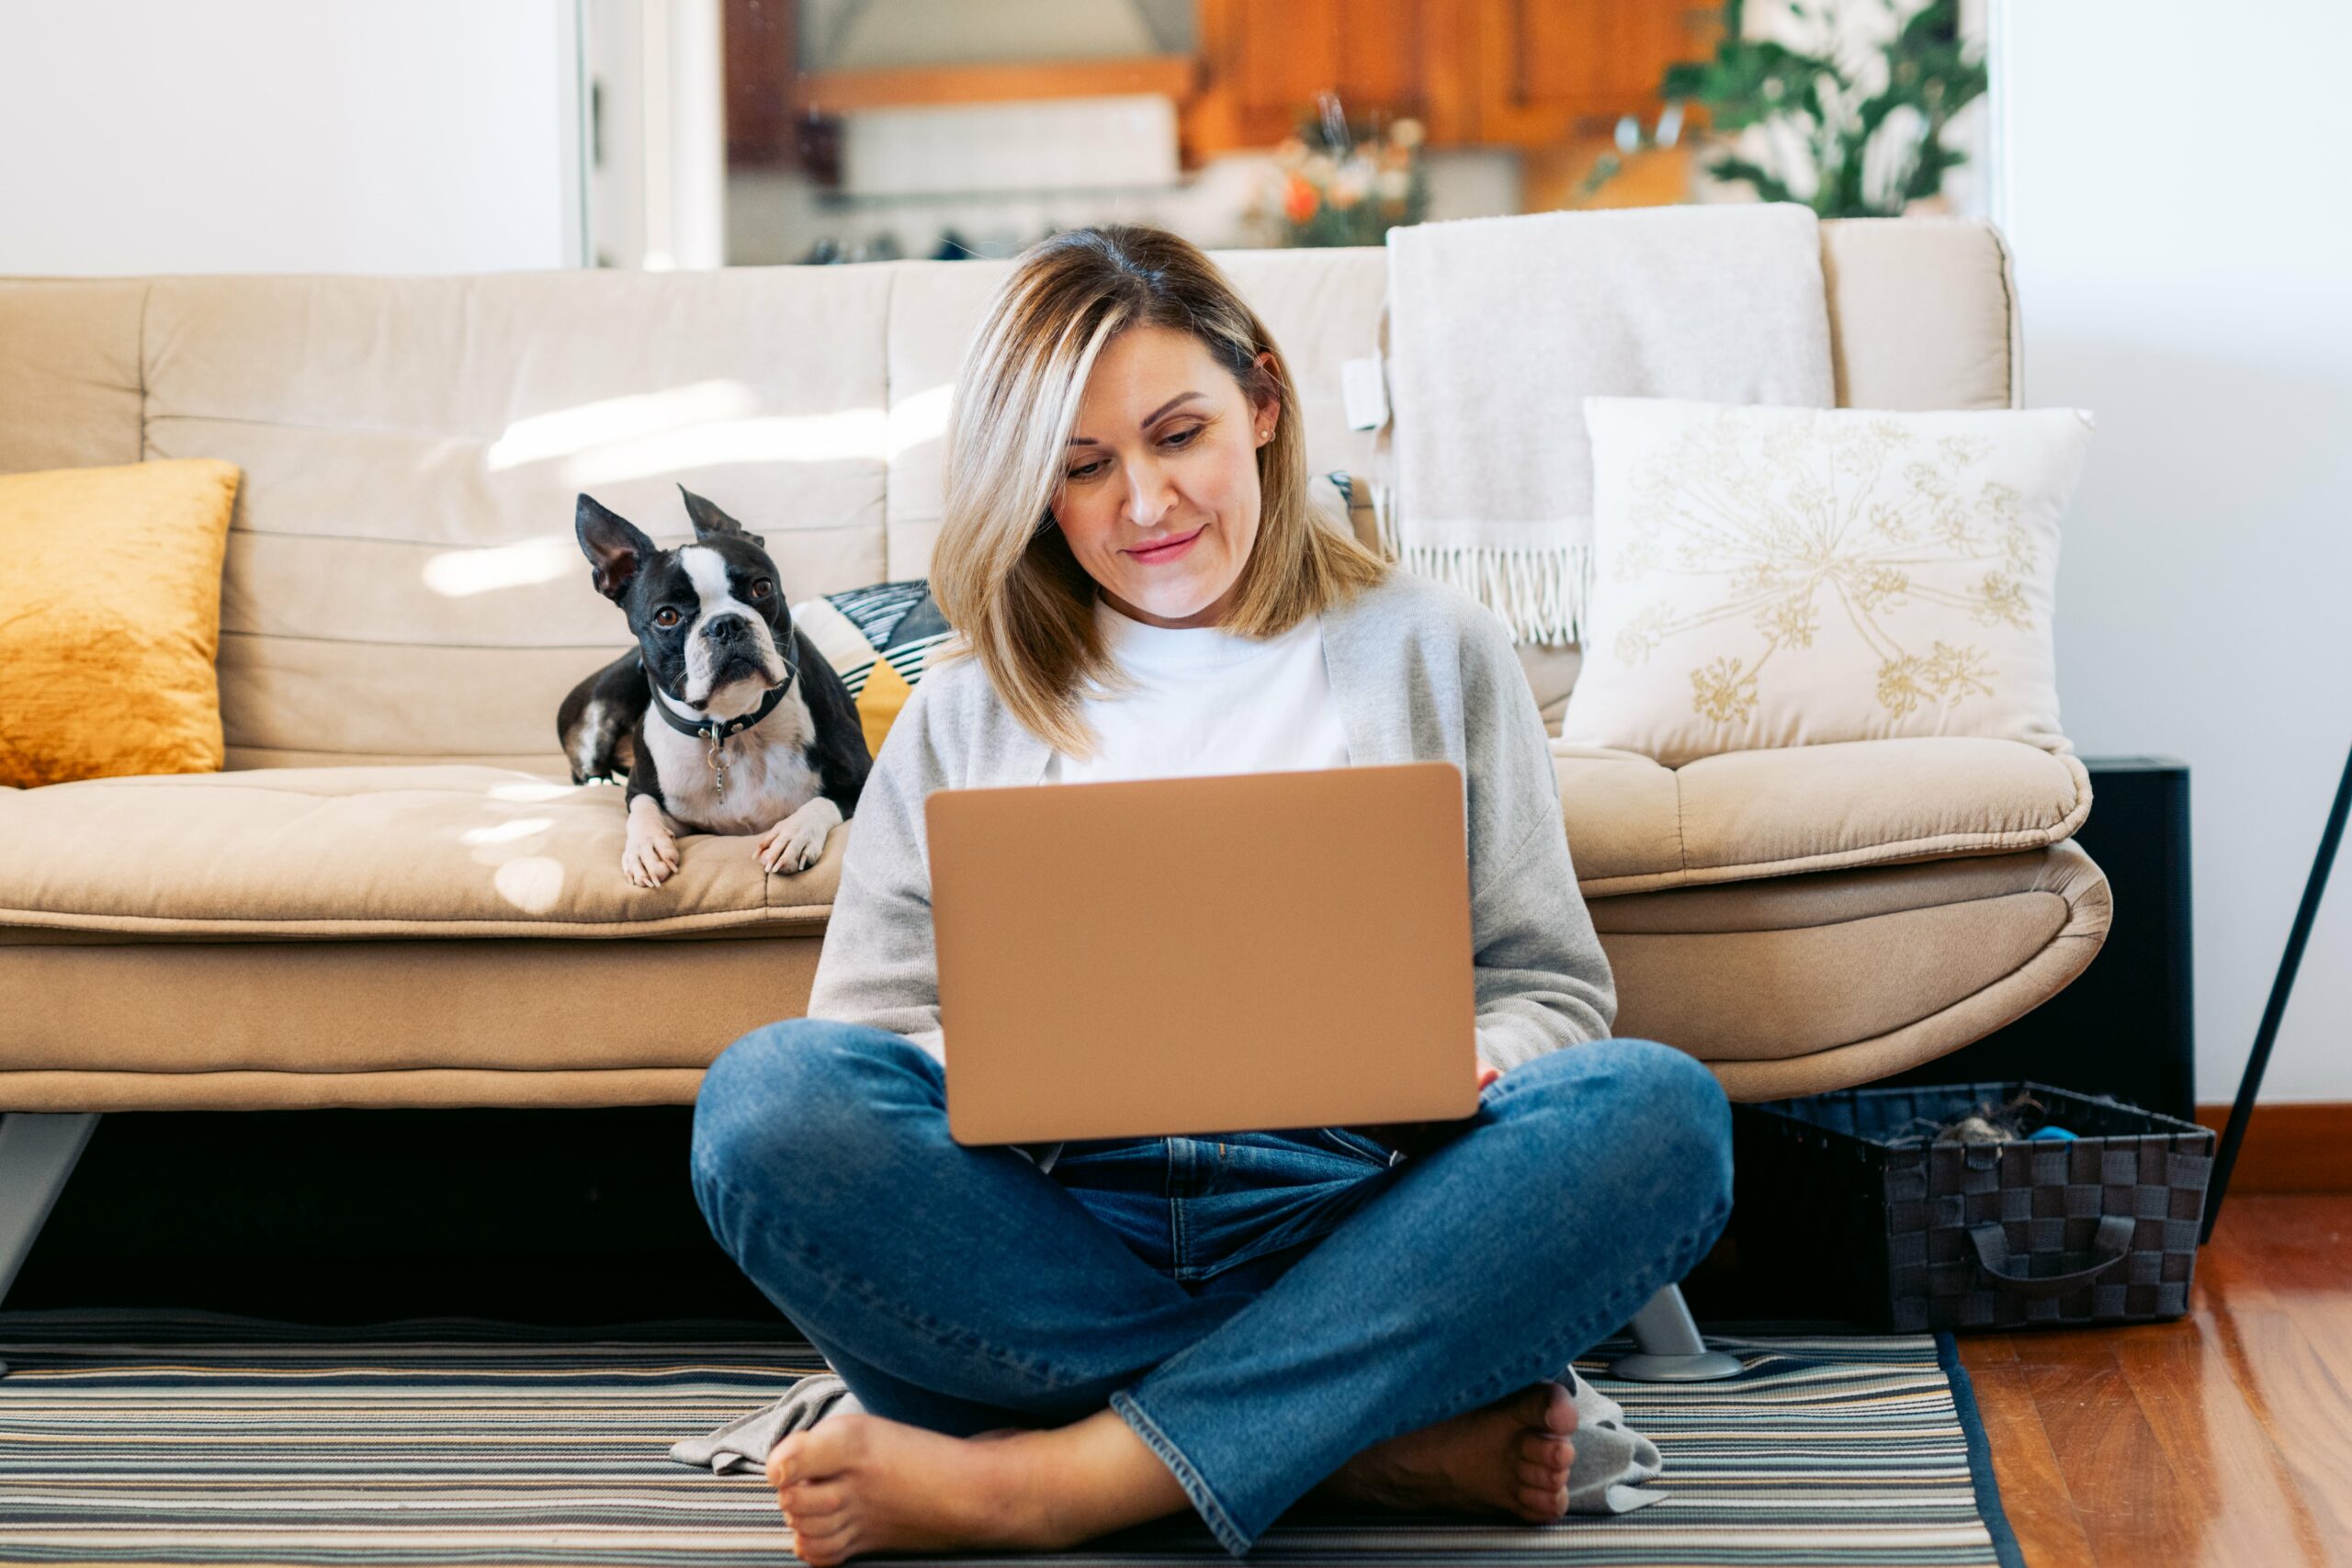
1558, 399, 2094, 766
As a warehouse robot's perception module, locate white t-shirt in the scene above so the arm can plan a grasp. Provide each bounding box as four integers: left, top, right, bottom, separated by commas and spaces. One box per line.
1042, 593, 1351, 783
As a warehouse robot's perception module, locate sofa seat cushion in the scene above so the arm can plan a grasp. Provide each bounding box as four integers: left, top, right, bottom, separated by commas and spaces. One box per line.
0, 843, 2106, 1111
1556, 736, 2092, 897
1, 739, 2089, 939
0, 765, 837, 939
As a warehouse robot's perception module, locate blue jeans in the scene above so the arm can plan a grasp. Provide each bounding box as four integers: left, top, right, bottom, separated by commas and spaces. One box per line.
689, 1020, 1734, 1558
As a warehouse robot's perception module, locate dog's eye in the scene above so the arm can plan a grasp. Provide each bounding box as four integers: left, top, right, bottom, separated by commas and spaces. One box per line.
750, 578, 774, 600
654, 607, 681, 628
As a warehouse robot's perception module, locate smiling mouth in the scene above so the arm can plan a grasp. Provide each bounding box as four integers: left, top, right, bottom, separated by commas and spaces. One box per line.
1126, 525, 1204, 559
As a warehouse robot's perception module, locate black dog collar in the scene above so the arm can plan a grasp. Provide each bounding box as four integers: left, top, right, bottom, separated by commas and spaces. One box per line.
650, 650, 799, 743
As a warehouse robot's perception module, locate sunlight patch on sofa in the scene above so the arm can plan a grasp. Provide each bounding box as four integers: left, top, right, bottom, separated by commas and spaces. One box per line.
461, 817, 554, 847
555, 410, 890, 484
888, 382, 954, 462
485, 380, 765, 470
491, 855, 567, 914
482, 378, 895, 482
489, 781, 584, 804
423, 536, 577, 598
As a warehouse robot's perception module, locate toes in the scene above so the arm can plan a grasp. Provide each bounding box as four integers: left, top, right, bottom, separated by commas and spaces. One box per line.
781, 1476, 846, 1518
797, 1413, 869, 1472
764, 1425, 858, 1487
1514, 1438, 1571, 1476
1516, 1478, 1570, 1520
787, 1516, 854, 1567
1521, 1379, 1578, 1434
1518, 1439, 1574, 1485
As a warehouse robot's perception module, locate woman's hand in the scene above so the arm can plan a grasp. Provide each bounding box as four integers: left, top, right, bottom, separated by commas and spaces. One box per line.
1343, 1066, 1500, 1161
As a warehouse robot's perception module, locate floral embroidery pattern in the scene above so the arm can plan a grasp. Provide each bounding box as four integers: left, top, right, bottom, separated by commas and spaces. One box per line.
1603, 407, 2039, 730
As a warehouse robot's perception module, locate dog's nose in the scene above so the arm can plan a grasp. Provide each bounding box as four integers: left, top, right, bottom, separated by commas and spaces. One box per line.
704, 614, 747, 644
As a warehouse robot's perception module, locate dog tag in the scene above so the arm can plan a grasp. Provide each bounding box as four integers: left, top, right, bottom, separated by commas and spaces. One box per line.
1341, 354, 1388, 432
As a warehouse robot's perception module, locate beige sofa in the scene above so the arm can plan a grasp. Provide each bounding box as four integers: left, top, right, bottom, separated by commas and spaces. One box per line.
0, 218, 2108, 1321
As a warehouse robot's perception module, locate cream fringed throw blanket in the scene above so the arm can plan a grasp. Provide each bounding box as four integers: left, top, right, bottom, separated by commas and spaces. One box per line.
1377, 202, 1838, 645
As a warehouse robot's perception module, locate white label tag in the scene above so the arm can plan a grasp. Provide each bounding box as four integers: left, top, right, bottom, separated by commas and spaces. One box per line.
1340, 353, 1388, 432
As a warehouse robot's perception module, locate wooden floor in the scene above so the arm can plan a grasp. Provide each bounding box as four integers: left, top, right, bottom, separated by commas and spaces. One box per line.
1959, 1194, 2352, 1567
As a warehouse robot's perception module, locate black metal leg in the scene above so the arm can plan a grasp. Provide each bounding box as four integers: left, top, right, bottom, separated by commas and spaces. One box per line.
2202, 741, 2352, 1244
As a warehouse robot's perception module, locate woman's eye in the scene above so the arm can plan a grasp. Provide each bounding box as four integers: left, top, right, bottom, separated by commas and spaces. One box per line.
750, 578, 773, 599
1068, 428, 1198, 482
654, 607, 681, 628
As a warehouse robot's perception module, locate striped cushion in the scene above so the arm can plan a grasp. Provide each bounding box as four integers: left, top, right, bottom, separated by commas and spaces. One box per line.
788, 579, 955, 758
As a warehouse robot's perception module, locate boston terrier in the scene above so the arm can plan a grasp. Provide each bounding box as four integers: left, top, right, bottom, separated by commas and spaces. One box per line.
558, 488, 871, 888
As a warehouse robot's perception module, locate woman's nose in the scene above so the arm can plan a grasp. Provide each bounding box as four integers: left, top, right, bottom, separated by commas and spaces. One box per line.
1123, 456, 1175, 527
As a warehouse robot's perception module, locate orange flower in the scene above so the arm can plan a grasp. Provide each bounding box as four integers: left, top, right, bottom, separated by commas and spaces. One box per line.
1283, 173, 1319, 224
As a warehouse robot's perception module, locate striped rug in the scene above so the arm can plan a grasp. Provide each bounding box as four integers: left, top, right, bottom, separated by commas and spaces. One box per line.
0, 1311, 2018, 1566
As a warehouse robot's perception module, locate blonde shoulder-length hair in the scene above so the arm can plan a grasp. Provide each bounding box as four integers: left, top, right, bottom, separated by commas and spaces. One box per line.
927, 223, 1390, 759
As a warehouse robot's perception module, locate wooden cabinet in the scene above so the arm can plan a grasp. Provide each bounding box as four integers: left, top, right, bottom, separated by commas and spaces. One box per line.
726, 0, 1714, 191
1182, 0, 1708, 160
1184, 0, 1468, 152
1469, 0, 1704, 144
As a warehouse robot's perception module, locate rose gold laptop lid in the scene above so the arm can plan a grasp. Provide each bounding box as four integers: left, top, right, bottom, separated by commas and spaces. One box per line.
926, 760, 1478, 1145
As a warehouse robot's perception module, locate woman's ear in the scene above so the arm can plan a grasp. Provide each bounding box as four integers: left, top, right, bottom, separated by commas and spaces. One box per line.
1251, 350, 1282, 442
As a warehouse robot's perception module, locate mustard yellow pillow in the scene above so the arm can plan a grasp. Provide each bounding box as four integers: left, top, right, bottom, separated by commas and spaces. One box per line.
0, 458, 242, 787
787, 580, 955, 757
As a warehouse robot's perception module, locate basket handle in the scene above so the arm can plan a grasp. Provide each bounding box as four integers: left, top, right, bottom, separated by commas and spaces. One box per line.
1967, 1214, 2136, 1298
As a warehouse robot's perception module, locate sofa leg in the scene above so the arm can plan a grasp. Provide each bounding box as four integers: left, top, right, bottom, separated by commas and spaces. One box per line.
1608, 1283, 1744, 1382
0, 1111, 99, 1370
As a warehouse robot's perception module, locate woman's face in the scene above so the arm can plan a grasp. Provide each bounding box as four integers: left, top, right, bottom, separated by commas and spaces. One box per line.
1048, 324, 1278, 629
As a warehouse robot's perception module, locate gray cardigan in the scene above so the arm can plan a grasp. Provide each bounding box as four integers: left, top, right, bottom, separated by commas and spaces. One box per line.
800, 568, 1619, 1175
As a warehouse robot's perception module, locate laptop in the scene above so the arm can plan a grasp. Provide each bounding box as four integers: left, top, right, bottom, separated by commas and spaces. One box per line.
925, 760, 1479, 1145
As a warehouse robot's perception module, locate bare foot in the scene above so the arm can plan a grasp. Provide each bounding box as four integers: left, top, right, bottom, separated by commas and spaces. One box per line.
765, 1413, 1047, 1563
1310, 1380, 1579, 1523
765, 1408, 1184, 1565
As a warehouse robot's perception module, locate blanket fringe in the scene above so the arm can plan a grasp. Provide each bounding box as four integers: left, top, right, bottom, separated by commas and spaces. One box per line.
1362, 477, 1591, 645
1395, 540, 1592, 648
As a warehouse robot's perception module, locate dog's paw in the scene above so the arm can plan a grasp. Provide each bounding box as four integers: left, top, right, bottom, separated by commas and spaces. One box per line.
757, 800, 842, 874
623, 829, 680, 888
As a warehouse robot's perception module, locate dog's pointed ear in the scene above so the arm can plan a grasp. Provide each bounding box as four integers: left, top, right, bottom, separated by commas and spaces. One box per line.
679, 485, 767, 548
576, 493, 657, 603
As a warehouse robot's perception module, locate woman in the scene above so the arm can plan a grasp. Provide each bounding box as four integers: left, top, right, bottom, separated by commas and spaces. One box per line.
689, 224, 1734, 1564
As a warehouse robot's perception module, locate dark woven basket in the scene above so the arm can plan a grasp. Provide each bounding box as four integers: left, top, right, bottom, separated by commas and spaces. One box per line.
1734, 1080, 2214, 1332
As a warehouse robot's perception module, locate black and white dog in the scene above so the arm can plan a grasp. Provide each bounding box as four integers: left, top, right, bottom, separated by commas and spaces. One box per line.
558, 488, 870, 888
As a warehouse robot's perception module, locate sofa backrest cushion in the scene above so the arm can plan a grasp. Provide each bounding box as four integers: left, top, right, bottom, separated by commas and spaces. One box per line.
0, 219, 2017, 773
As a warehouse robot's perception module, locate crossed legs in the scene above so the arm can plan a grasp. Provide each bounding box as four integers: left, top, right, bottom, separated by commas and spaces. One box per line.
690, 1020, 1733, 1559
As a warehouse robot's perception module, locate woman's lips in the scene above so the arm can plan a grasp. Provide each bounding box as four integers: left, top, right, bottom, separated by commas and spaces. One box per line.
1127, 524, 1204, 563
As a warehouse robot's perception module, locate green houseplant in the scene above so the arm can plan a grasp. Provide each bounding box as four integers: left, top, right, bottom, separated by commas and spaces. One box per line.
1589, 0, 1987, 217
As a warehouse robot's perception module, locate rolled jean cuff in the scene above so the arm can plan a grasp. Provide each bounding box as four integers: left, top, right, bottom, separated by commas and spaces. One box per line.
1108, 1386, 1255, 1559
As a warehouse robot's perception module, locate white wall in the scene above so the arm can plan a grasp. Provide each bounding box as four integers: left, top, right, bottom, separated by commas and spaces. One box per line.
0, 0, 582, 275
1996, 1, 2352, 1102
